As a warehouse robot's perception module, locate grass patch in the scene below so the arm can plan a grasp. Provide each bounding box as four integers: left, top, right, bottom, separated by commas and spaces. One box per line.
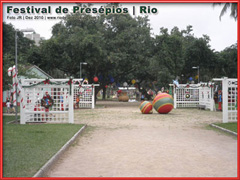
3, 116, 84, 177
205, 125, 237, 139
2, 106, 20, 113
214, 122, 238, 133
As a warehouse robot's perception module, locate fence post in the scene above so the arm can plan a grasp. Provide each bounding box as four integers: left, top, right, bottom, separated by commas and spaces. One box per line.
173, 86, 177, 108
222, 77, 228, 123
92, 85, 95, 109
20, 88, 25, 124
210, 85, 215, 111
69, 86, 74, 124
209, 84, 213, 111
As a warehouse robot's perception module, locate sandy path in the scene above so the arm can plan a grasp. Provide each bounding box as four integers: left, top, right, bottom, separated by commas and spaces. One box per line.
47, 101, 237, 177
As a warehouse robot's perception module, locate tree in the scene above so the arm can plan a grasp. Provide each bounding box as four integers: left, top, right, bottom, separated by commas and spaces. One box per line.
151, 27, 184, 88
3, 22, 34, 90
21, 5, 237, 97
214, 3, 238, 21
215, 43, 237, 78
149, 25, 219, 87
27, 8, 154, 99
183, 36, 216, 82
101, 14, 154, 87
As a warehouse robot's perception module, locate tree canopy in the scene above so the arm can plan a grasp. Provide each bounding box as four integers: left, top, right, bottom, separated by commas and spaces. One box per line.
3, 6, 238, 96
3, 22, 35, 90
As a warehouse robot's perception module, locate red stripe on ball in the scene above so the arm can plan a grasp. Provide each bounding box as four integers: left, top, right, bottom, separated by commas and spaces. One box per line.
157, 104, 173, 114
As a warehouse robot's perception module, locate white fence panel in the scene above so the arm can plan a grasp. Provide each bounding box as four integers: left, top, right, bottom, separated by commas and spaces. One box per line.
222, 78, 238, 123
199, 83, 215, 111
20, 79, 74, 124
173, 84, 200, 108
20, 79, 98, 124
172, 83, 214, 111
213, 77, 238, 123
74, 84, 96, 109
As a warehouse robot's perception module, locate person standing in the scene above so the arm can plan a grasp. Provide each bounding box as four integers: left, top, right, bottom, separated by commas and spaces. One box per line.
10, 100, 15, 113
6, 99, 11, 113
60, 93, 64, 111
218, 90, 222, 111
75, 95, 80, 109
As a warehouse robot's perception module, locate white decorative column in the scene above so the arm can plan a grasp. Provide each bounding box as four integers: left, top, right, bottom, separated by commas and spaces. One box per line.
222, 77, 228, 123
92, 85, 95, 109
68, 85, 74, 124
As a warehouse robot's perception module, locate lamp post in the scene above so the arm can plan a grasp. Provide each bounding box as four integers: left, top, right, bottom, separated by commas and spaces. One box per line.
80, 62, 87, 79
192, 66, 200, 83
15, 28, 35, 122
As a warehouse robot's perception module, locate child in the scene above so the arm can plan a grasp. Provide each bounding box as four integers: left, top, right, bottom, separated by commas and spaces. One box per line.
218, 90, 222, 111
10, 101, 15, 113
75, 95, 80, 109
6, 100, 11, 113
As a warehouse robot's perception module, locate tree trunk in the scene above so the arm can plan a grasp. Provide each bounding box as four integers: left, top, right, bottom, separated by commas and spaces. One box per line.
103, 87, 106, 100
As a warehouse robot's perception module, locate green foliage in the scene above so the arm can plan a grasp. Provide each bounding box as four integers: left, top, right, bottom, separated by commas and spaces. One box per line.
214, 122, 237, 133
183, 36, 216, 82
151, 28, 184, 87
2, 22, 35, 90
3, 115, 84, 177
3, 5, 238, 94
102, 14, 153, 84
215, 44, 237, 78
214, 3, 237, 21
26, 10, 154, 96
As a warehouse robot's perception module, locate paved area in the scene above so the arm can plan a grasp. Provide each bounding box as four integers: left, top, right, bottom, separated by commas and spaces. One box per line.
47, 101, 237, 177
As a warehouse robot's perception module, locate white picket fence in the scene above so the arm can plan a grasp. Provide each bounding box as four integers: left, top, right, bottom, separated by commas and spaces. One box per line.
199, 83, 215, 111
74, 84, 96, 109
20, 79, 74, 124
20, 78, 98, 124
213, 77, 238, 123
171, 78, 238, 123
172, 83, 214, 111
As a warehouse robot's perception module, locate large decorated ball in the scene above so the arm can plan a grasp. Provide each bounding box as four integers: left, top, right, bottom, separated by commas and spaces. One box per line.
139, 101, 153, 114
153, 93, 174, 114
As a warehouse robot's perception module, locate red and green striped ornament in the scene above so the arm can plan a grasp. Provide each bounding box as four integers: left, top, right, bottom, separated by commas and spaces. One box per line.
139, 101, 153, 114
153, 93, 174, 114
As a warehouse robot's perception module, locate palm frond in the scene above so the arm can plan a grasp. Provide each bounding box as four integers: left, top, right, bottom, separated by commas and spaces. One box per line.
219, 3, 230, 21
215, 3, 238, 21
230, 3, 238, 21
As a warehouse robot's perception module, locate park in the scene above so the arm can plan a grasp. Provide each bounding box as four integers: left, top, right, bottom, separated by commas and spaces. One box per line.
2, 2, 238, 178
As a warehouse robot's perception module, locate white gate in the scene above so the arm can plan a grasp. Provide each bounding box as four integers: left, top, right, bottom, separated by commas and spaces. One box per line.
19, 78, 99, 124
20, 79, 74, 124
213, 77, 238, 123
199, 83, 215, 111
74, 84, 96, 109
173, 84, 200, 108
172, 83, 214, 111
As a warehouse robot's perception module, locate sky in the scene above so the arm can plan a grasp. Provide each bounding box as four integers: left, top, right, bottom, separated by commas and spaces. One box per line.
3, 3, 238, 52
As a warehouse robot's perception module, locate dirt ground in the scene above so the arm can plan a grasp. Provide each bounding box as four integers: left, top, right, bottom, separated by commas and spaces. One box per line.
46, 101, 237, 177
